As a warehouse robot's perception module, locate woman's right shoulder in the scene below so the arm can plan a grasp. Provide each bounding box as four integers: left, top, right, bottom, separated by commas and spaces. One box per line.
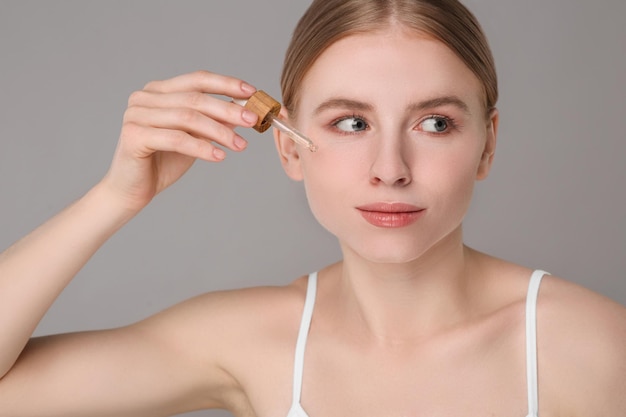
0, 275, 315, 416
134, 273, 313, 342
128, 272, 317, 361
120, 274, 315, 409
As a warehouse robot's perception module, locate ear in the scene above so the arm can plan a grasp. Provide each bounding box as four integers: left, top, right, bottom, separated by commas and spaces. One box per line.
476, 108, 498, 180
273, 108, 304, 181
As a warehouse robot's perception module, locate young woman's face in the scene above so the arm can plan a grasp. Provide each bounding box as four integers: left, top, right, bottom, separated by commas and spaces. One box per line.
279, 28, 497, 264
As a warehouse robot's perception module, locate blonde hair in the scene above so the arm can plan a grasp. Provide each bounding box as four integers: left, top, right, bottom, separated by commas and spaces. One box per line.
281, 0, 497, 119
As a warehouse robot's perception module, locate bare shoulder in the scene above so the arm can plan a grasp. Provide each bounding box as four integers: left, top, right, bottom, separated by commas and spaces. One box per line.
134, 274, 311, 356
0, 276, 312, 417
130, 274, 312, 404
472, 251, 625, 415
536, 274, 626, 415
538, 273, 626, 357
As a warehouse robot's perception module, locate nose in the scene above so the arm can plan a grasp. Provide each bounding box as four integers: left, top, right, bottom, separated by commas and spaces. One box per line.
369, 136, 412, 187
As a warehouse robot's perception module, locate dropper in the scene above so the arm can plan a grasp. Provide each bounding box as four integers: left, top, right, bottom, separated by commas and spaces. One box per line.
233, 90, 317, 152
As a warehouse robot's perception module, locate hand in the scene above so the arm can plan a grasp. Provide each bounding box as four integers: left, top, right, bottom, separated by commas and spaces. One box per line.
101, 70, 259, 212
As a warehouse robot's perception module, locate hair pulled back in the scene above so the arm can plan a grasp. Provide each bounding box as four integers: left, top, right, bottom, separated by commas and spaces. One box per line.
281, 0, 497, 119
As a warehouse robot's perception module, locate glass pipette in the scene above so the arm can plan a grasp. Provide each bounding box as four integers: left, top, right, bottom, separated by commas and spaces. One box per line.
233, 91, 317, 152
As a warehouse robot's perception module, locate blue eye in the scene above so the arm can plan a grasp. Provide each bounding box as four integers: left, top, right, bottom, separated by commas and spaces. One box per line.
334, 116, 368, 133
420, 116, 451, 133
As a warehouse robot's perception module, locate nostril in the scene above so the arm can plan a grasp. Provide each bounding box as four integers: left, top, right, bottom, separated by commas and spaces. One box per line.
369, 172, 411, 187
368, 145, 412, 186
394, 175, 411, 187
398, 177, 409, 186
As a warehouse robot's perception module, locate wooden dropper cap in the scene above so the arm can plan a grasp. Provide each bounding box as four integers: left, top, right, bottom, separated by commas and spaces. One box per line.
240, 90, 282, 133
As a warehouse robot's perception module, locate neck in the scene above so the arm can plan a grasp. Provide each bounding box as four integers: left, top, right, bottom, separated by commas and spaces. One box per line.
334, 227, 480, 346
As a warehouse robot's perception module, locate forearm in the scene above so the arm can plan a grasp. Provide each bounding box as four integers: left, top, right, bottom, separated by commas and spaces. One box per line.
0, 181, 139, 379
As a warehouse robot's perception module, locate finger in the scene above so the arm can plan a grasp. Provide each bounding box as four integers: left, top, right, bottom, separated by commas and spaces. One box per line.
142, 70, 256, 99
122, 122, 228, 162
127, 90, 258, 129
123, 106, 249, 152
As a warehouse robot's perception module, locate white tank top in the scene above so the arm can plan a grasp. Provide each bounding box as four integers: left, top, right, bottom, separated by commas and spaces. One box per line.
286, 270, 548, 417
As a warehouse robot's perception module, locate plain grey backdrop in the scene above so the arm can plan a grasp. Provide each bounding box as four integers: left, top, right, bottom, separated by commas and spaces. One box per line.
1, 1, 625, 416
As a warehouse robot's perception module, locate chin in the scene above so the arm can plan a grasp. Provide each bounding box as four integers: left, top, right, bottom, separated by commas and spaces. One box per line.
340, 238, 433, 265
338, 222, 465, 267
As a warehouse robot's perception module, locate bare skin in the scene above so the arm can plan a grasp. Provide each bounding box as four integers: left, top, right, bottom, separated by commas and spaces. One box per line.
0, 30, 625, 417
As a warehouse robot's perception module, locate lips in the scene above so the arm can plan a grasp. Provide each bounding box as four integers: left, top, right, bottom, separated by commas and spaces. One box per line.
356, 202, 425, 228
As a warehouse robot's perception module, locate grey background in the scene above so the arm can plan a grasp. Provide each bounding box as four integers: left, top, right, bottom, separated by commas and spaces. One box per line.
0, 1, 624, 416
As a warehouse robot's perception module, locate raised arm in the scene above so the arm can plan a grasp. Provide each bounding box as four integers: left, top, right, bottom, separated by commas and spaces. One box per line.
0, 71, 259, 415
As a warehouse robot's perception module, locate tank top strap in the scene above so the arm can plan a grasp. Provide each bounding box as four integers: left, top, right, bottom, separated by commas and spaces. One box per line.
290, 270, 548, 417
291, 272, 318, 405
525, 269, 549, 417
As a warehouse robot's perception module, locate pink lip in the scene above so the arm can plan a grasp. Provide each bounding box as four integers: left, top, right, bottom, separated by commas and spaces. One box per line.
356, 203, 425, 228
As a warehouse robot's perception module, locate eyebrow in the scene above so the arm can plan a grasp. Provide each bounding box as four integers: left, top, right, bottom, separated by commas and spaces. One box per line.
313, 95, 471, 116
409, 96, 471, 115
313, 98, 373, 115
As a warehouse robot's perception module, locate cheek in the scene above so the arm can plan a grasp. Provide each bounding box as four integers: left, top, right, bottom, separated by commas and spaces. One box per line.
298, 146, 366, 228
427, 143, 484, 213
299, 133, 370, 187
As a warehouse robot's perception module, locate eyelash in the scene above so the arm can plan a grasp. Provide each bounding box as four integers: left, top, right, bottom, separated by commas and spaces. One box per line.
330, 113, 369, 135
330, 113, 458, 135
418, 114, 459, 134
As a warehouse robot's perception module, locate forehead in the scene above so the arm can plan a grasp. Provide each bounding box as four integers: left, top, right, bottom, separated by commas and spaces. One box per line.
299, 29, 484, 113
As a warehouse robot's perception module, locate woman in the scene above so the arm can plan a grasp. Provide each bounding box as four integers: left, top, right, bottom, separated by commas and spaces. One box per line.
0, 0, 624, 416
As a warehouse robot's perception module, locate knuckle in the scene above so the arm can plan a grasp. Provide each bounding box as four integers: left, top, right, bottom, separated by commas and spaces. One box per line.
120, 121, 142, 138
122, 104, 149, 125
191, 69, 213, 79
176, 108, 198, 124
167, 130, 198, 153
168, 130, 186, 147
189, 70, 211, 89
143, 79, 162, 91
122, 107, 138, 123
218, 124, 236, 143
186, 91, 205, 108
127, 90, 146, 107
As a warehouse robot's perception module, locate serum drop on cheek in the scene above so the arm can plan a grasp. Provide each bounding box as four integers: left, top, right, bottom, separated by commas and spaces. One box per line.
234, 90, 318, 152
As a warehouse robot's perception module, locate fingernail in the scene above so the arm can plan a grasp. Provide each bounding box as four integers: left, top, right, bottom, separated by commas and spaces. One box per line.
242, 109, 258, 124
213, 148, 226, 160
234, 135, 248, 150
241, 82, 256, 95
